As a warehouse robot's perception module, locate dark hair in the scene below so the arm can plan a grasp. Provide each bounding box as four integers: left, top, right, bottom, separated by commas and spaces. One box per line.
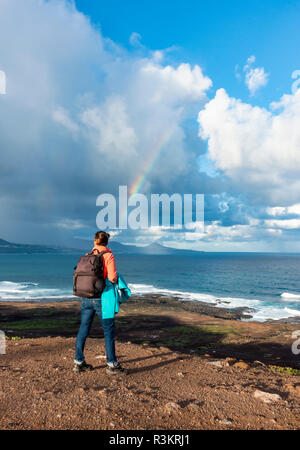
94, 231, 110, 246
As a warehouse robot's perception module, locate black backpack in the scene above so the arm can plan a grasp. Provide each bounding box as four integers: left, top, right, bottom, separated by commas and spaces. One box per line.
73, 249, 109, 298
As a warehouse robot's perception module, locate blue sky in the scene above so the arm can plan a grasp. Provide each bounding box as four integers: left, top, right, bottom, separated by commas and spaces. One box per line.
1, 0, 300, 251
75, 0, 300, 105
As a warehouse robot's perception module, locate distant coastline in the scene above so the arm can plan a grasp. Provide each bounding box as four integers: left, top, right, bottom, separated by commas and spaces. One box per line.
2, 237, 300, 255
0, 237, 205, 255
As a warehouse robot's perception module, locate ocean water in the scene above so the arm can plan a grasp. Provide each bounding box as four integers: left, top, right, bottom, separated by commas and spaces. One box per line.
0, 252, 300, 322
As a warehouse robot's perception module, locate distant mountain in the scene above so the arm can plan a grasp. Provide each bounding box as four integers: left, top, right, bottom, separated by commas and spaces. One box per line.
71, 239, 203, 255
0, 237, 204, 255
110, 241, 204, 255
0, 238, 78, 254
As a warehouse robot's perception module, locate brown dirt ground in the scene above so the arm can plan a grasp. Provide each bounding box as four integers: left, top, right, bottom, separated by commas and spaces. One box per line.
0, 297, 300, 430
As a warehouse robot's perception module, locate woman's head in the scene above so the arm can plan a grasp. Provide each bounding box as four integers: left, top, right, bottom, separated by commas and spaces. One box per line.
94, 230, 110, 247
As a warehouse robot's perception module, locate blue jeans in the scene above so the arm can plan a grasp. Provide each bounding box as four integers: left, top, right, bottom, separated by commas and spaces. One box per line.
74, 298, 116, 365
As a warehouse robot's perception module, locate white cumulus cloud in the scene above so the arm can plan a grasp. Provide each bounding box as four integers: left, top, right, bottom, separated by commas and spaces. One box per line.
140, 62, 212, 104
243, 55, 269, 95
198, 87, 300, 205
266, 204, 300, 216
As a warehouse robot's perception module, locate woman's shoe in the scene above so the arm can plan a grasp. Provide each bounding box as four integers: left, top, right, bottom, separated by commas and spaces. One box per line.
73, 362, 93, 373
106, 362, 128, 375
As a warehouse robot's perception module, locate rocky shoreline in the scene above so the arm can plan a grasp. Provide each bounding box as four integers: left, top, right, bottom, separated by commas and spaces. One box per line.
135, 293, 300, 324
131, 293, 256, 320
2, 291, 299, 323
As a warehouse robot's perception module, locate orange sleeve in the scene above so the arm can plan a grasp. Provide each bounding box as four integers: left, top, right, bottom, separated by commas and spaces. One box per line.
105, 253, 118, 283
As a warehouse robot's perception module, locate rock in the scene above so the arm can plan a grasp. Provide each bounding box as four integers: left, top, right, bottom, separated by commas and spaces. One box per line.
43, 391, 54, 398
159, 347, 169, 352
165, 402, 181, 413
187, 402, 202, 412
285, 383, 295, 392
93, 388, 106, 396
76, 387, 85, 394
253, 360, 265, 366
209, 360, 229, 368
33, 389, 46, 395
95, 355, 106, 359
285, 384, 300, 396
177, 372, 184, 377
217, 419, 233, 426
233, 361, 250, 369
225, 357, 237, 364
254, 390, 281, 403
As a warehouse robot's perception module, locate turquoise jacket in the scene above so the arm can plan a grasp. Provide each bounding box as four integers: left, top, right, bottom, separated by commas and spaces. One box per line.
101, 273, 131, 319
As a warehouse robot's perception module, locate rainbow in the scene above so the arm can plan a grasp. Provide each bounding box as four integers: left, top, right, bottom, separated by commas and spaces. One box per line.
129, 125, 176, 196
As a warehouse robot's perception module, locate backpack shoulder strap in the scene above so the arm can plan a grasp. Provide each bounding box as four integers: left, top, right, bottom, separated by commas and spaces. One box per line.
98, 250, 110, 257
85, 249, 98, 255
87, 248, 101, 255
88, 249, 110, 257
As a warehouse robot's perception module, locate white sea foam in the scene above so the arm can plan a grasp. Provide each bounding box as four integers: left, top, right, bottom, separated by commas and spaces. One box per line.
281, 292, 300, 301
0, 281, 74, 301
129, 283, 218, 303
249, 307, 300, 322
129, 283, 300, 322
